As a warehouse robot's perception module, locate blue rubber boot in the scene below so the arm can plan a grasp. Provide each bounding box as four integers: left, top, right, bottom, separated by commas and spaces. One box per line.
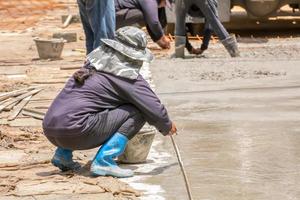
51, 148, 81, 171
90, 132, 133, 178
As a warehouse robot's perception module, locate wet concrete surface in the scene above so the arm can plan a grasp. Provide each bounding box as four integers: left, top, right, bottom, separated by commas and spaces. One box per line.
146, 41, 300, 200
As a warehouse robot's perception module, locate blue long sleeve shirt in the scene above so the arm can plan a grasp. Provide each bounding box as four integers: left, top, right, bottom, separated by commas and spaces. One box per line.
43, 71, 172, 137
115, 0, 164, 41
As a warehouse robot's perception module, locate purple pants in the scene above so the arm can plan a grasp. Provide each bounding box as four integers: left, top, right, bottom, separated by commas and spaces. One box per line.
46, 104, 145, 150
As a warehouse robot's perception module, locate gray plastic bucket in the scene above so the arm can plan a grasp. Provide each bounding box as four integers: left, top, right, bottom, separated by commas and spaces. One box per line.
118, 129, 156, 164
34, 38, 66, 59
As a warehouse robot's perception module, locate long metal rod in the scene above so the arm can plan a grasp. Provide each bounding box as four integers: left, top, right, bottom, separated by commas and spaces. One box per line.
170, 135, 194, 200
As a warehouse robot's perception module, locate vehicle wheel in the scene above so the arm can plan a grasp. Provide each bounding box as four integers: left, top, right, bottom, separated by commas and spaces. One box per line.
244, 0, 280, 17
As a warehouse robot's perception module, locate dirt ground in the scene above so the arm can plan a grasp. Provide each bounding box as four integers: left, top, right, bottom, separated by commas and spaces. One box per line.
1, 0, 300, 199
0, 0, 65, 31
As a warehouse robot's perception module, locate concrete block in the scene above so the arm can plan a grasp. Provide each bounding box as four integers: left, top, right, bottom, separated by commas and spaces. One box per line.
53, 32, 77, 43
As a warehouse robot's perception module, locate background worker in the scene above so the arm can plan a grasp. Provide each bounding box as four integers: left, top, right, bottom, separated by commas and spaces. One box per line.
77, 0, 115, 54
115, 0, 209, 54
43, 27, 177, 178
184, 2, 217, 55
175, 0, 240, 57
114, 0, 171, 49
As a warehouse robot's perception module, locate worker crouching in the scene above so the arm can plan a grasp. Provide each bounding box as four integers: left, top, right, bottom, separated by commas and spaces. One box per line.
42, 26, 177, 178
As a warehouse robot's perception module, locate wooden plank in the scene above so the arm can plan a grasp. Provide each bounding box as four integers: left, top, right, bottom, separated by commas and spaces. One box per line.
9, 117, 42, 127
15, 89, 42, 101
0, 87, 35, 101
0, 119, 8, 125
30, 89, 60, 101
8, 96, 32, 121
0, 89, 42, 112
0, 60, 31, 66
60, 65, 81, 70
22, 108, 46, 120
25, 100, 52, 109
23, 108, 46, 115
33, 74, 71, 79
0, 67, 26, 75
5, 74, 27, 79
3, 101, 20, 111
0, 100, 20, 112
22, 109, 44, 120
29, 98, 54, 101
0, 86, 35, 97
26, 105, 49, 109
0, 98, 12, 106
31, 79, 67, 84
0, 59, 30, 64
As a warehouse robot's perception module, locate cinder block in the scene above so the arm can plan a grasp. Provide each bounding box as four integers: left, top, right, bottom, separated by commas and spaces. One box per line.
53, 32, 77, 43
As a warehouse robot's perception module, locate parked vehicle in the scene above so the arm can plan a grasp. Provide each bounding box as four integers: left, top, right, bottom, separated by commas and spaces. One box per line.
166, 0, 300, 23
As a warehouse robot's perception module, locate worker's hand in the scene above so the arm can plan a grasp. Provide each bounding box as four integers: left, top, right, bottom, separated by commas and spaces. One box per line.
189, 47, 204, 55
168, 122, 177, 136
156, 35, 171, 49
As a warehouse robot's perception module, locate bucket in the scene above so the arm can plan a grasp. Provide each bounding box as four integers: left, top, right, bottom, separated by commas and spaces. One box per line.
118, 128, 156, 164
34, 38, 66, 59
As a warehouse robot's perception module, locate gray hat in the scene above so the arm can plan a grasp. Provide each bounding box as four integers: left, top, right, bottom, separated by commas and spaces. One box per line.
101, 26, 154, 62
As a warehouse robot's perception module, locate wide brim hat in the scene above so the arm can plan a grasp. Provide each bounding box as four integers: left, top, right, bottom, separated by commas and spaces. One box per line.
100, 26, 154, 62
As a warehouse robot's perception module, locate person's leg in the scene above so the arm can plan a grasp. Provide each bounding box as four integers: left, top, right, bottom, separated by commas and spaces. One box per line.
100, 0, 115, 39
175, 0, 187, 37
47, 104, 144, 149
196, 0, 239, 57
48, 105, 145, 150
175, 0, 189, 57
90, 105, 145, 178
200, 0, 215, 51
86, 0, 115, 51
195, 0, 228, 40
47, 105, 145, 174
185, 23, 194, 52
77, 0, 94, 54
200, 19, 213, 51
